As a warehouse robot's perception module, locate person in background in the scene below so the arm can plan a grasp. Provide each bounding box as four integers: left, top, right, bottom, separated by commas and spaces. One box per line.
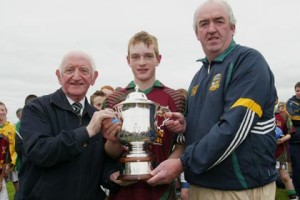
90, 90, 109, 198
24, 94, 38, 106
102, 31, 186, 200
275, 101, 298, 200
0, 130, 10, 200
15, 95, 38, 175
15, 108, 23, 156
114, 87, 122, 92
90, 90, 106, 110
0, 102, 19, 193
176, 88, 188, 100
15, 108, 22, 127
100, 85, 115, 96
15, 94, 39, 138
147, 1, 277, 200
16, 51, 119, 200
286, 81, 300, 196
178, 170, 189, 200
14, 108, 22, 175
175, 88, 189, 200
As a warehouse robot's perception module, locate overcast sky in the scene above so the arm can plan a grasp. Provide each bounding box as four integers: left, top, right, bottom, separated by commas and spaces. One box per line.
1, 0, 300, 123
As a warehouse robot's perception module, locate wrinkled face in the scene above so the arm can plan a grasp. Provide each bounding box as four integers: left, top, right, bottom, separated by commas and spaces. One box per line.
127, 42, 161, 83
195, 1, 235, 61
0, 105, 7, 121
295, 86, 300, 99
92, 96, 106, 110
56, 53, 98, 102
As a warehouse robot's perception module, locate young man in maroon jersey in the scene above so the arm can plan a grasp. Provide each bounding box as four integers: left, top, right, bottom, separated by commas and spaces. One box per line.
102, 31, 186, 200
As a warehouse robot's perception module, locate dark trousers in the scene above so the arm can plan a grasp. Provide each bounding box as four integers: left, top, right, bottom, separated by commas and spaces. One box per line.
290, 143, 300, 196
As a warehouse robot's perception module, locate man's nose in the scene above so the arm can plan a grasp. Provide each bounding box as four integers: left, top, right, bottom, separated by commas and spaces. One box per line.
207, 23, 217, 32
139, 57, 146, 64
73, 69, 81, 79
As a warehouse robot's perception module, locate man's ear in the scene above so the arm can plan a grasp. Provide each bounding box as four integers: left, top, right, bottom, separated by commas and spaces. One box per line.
231, 24, 236, 36
156, 55, 162, 66
126, 55, 130, 66
55, 69, 62, 85
91, 71, 99, 86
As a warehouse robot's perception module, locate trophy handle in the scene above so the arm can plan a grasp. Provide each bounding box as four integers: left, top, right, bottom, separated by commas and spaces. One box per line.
156, 106, 171, 133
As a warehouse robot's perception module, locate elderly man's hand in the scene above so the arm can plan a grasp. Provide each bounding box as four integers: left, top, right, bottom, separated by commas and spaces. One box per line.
101, 116, 122, 142
86, 109, 121, 140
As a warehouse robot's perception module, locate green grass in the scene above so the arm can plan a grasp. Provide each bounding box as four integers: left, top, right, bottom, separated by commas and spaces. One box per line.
5, 182, 290, 200
275, 187, 290, 200
6, 182, 15, 200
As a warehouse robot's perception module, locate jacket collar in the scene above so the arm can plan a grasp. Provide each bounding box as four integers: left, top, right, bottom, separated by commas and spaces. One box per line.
197, 39, 236, 64
50, 88, 95, 117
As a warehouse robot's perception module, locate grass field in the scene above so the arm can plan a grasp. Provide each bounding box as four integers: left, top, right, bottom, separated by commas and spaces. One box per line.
276, 188, 291, 200
6, 182, 15, 200
5, 182, 290, 200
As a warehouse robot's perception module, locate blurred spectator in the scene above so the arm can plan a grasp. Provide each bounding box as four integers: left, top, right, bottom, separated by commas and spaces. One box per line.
0, 101, 18, 192
16, 108, 22, 121
0, 129, 11, 199
275, 101, 298, 200
15, 108, 23, 173
24, 94, 38, 105
15, 94, 38, 172
114, 87, 122, 92
90, 90, 106, 110
100, 85, 115, 96
176, 88, 188, 99
286, 81, 300, 196
176, 88, 189, 200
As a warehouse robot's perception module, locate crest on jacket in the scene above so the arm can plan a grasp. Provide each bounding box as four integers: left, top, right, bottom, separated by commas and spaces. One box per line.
209, 73, 221, 91
191, 85, 198, 96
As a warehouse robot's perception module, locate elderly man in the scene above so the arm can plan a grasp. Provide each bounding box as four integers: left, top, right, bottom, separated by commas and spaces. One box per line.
16, 51, 118, 200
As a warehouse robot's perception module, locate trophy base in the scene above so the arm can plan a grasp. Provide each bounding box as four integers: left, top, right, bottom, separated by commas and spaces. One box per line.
118, 156, 153, 181
117, 174, 152, 181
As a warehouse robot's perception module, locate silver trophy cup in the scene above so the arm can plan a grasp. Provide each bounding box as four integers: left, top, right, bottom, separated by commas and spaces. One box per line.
114, 86, 170, 181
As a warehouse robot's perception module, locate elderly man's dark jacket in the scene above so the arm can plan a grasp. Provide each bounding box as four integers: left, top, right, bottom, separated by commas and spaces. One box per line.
16, 88, 117, 200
